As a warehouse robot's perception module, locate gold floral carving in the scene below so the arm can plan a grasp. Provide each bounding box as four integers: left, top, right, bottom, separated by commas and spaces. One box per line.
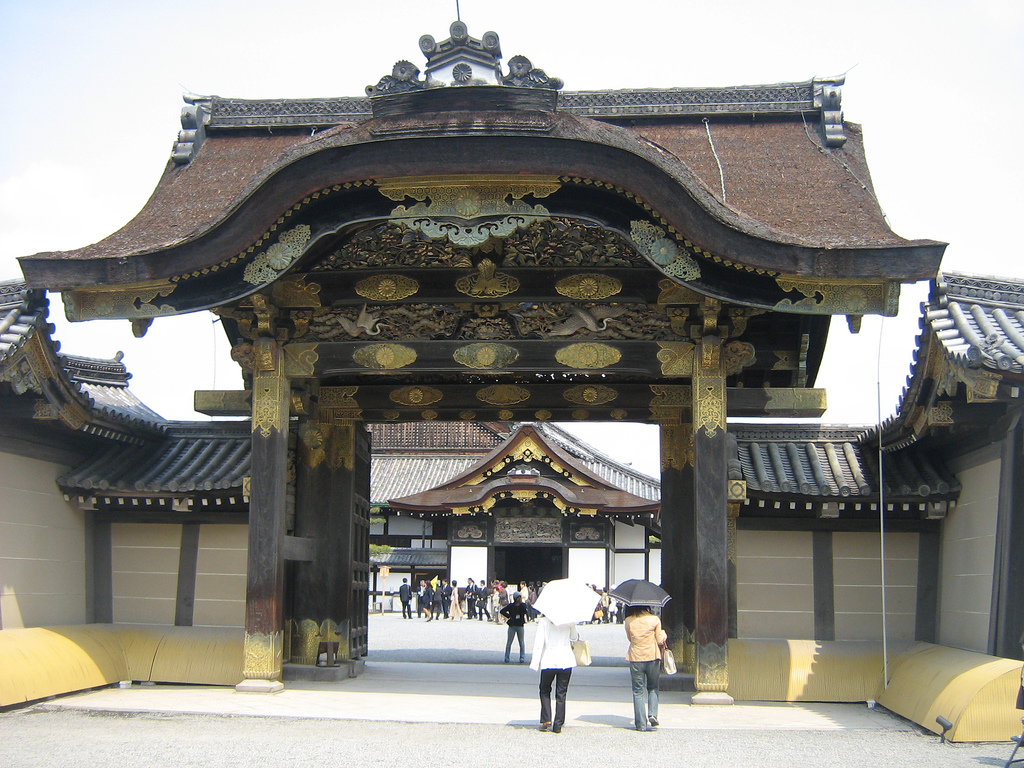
380, 176, 558, 247
610, 409, 628, 420
695, 642, 729, 692
383, 410, 400, 420
291, 619, 321, 665
961, 368, 1002, 401
657, 342, 696, 376
243, 225, 311, 286
534, 410, 552, 420
377, 175, 561, 203
555, 274, 622, 301
460, 410, 477, 420
572, 409, 590, 420
283, 343, 319, 378
272, 275, 322, 308
243, 630, 283, 680
499, 409, 515, 420
355, 274, 419, 301
563, 384, 618, 406
774, 278, 897, 317
928, 400, 954, 425
453, 343, 519, 369
477, 384, 530, 406
422, 409, 438, 420
317, 387, 362, 423
252, 376, 287, 437
630, 221, 701, 280
455, 259, 520, 298
32, 400, 56, 419
660, 423, 694, 470
353, 343, 417, 370
299, 422, 326, 468
64, 282, 177, 321
656, 279, 704, 306
390, 385, 442, 406
765, 388, 827, 416
555, 343, 621, 370
649, 384, 692, 425
722, 340, 755, 375
694, 373, 726, 438
324, 422, 356, 469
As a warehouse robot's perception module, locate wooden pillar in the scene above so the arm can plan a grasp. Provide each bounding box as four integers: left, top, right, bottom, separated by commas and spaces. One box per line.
237, 337, 290, 691
691, 333, 732, 702
292, 417, 371, 663
658, 419, 696, 673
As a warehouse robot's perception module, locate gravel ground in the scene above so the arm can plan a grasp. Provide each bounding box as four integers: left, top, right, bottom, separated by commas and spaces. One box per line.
0, 709, 1013, 768
0, 613, 1017, 767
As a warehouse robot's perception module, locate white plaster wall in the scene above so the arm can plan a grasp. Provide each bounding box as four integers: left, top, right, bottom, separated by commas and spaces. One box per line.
450, 546, 488, 589
613, 520, 646, 550
611, 552, 646, 586
939, 451, 1001, 652
647, 548, 661, 583
568, 548, 606, 587
0, 453, 84, 628
111, 523, 180, 625
388, 515, 431, 536
736, 530, 814, 639
833, 531, 917, 641
193, 524, 247, 629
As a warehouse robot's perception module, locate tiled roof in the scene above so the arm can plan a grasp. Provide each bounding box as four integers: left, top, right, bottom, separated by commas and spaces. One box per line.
370, 548, 448, 567
0, 281, 44, 368
928, 272, 1024, 375
59, 422, 249, 493
732, 424, 958, 499
534, 423, 661, 501
371, 456, 483, 505
370, 421, 510, 452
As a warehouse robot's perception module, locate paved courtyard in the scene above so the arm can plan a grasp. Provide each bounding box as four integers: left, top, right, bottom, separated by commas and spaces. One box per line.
0, 613, 1017, 767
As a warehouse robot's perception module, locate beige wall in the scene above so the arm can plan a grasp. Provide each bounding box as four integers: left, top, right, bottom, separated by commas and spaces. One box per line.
111, 523, 180, 625
193, 524, 247, 629
736, 530, 815, 639
0, 453, 84, 629
939, 450, 1001, 652
833, 531, 917, 641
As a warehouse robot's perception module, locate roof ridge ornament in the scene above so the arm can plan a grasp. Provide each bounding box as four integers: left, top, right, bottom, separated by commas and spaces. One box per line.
366, 21, 562, 96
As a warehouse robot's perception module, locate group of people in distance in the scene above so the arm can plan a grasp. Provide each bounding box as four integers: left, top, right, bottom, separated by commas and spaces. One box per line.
394, 577, 668, 732
396, 577, 550, 624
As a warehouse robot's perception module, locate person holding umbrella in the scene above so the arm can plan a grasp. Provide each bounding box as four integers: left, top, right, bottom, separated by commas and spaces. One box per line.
530, 579, 599, 733
530, 614, 579, 733
611, 579, 672, 732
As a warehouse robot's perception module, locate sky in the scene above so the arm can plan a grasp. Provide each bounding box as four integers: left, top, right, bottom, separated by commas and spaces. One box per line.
1, 0, 1022, 479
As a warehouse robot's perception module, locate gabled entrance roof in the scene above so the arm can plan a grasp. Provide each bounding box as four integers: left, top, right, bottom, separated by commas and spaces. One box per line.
388, 423, 658, 517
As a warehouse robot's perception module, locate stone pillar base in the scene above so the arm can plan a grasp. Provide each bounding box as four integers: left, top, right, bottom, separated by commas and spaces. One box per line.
235, 679, 285, 693
691, 691, 734, 706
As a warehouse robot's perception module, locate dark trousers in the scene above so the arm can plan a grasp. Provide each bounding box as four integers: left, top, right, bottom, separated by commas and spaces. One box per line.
539, 668, 572, 730
467, 598, 477, 618
401, 599, 412, 619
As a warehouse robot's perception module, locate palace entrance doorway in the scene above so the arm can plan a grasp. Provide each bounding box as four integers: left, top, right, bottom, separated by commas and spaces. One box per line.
23, 22, 943, 698
494, 545, 564, 586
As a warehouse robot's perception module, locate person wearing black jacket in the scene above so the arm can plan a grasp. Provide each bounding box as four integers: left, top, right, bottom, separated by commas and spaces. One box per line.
500, 593, 529, 663
399, 578, 413, 619
421, 581, 434, 621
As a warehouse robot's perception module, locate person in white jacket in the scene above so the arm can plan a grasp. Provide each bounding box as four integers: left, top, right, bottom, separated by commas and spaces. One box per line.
530, 616, 580, 733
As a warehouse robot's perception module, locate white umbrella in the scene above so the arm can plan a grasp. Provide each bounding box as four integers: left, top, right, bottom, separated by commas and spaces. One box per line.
532, 579, 601, 626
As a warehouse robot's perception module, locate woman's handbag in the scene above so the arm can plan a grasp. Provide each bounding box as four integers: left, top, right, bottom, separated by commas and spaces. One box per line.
661, 648, 677, 675
571, 639, 592, 666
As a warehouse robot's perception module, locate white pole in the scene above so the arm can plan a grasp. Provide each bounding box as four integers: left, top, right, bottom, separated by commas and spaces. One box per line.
876, 320, 890, 688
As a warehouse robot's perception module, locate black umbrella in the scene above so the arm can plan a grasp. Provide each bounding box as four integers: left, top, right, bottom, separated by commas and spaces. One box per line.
609, 579, 671, 608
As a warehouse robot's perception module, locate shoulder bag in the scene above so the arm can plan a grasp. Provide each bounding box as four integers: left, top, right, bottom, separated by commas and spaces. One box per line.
661, 648, 677, 675
571, 639, 592, 666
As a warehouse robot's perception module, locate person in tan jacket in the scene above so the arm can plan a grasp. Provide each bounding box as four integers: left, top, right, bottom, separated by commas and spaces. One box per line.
624, 606, 668, 731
